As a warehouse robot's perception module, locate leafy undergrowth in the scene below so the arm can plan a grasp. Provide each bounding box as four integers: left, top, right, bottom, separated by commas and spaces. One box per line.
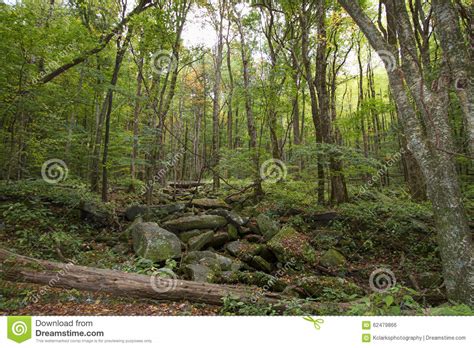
0, 180, 470, 316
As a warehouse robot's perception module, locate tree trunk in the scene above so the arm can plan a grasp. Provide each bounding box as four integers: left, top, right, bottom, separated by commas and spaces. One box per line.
101, 34, 130, 202
338, 0, 474, 306
235, 8, 263, 197
0, 248, 284, 307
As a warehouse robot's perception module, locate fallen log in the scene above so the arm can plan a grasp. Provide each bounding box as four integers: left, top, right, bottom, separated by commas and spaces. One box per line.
0, 248, 286, 306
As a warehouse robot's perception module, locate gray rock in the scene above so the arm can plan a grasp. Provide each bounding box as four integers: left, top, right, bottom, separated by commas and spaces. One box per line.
163, 215, 227, 232
131, 222, 181, 262
256, 214, 280, 240
80, 201, 112, 227
208, 209, 249, 226
125, 203, 186, 221
188, 230, 214, 251
249, 255, 273, 273
120, 216, 143, 242
183, 264, 215, 282
182, 251, 239, 271
227, 224, 239, 240
267, 226, 316, 264
178, 229, 206, 243
207, 231, 230, 249
191, 198, 231, 210
225, 240, 262, 261
319, 249, 346, 269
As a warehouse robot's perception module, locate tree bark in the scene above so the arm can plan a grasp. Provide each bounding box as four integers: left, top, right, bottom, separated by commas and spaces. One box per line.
338, 0, 474, 306
0, 248, 285, 307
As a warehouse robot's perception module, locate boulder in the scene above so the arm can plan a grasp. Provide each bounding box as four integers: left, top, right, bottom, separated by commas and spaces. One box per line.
208, 208, 249, 226
256, 214, 280, 240
319, 249, 346, 269
163, 215, 227, 232
188, 230, 214, 251
191, 198, 231, 210
207, 231, 230, 249
217, 271, 287, 292
178, 229, 204, 243
297, 276, 363, 298
125, 203, 186, 221
120, 216, 143, 242
131, 222, 181, 262
227, 224, 239, 240
249, 255, 273, 273
182, 251, 240, 272
80, 201, 113, 227
225, 240, 262, 261
267, 226, 316, 264
183, 264, 216, 282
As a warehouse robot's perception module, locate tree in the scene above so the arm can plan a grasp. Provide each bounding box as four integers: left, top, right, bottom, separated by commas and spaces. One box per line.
338, 0, 473, 305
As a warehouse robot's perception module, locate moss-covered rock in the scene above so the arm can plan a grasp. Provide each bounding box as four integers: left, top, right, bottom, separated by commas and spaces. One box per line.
319, 249, 346, 269
249, 255, 273, 273
217, 271, 287, 292
191, 198, 231, 210
125, 203, 186, 221
188, 230, 214, 251
297, 276, 363, 298
131, 222, 181, 262
182, 250, 241, 272
163, 215, 227, 232
183, 264, 217, 282
225, 240, 262, 261
267, 226, 316, 264
256, 214, 280, 240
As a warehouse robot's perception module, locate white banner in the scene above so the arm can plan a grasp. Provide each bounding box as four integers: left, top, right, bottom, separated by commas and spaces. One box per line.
1, 316, 472, 347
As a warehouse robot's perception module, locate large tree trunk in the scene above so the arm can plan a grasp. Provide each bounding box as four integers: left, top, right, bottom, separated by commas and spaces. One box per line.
338, 0, 474, 306
0, 248, 352, 312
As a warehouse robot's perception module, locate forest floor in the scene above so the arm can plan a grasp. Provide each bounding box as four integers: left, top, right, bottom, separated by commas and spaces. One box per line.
0, 179, 472, 316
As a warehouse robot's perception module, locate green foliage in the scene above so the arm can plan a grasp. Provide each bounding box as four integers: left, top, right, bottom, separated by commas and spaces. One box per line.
336, 190, 436, 256
348, 286, 422, 315
220, 295, 278, 316
428, 304, 474, 316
